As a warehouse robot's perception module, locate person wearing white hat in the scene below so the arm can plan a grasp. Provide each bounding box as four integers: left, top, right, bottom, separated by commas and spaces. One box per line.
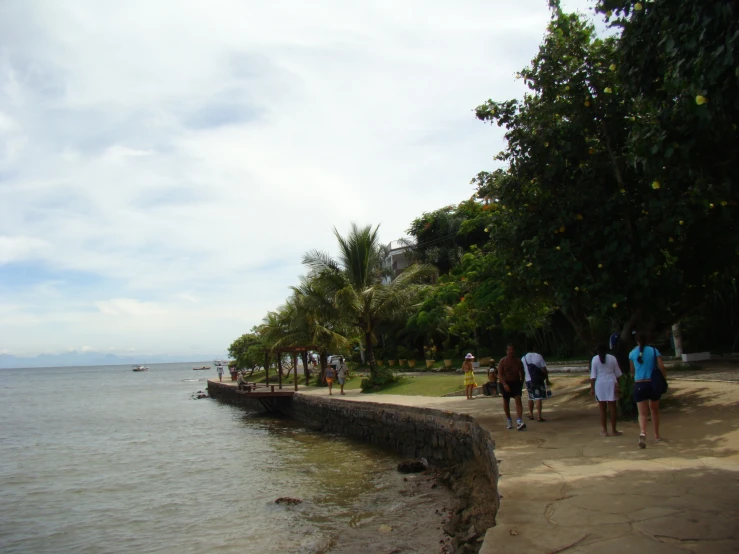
462, 353, 476, 400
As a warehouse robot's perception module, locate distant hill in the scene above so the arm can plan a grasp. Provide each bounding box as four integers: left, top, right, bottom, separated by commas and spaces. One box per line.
0, 351, 222, 369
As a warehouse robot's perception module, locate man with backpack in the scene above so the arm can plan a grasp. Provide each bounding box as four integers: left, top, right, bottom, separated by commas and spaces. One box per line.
522, 351, 549, 422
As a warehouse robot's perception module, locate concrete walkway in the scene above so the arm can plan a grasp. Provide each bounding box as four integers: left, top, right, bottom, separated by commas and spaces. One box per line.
215, 374, 739, 552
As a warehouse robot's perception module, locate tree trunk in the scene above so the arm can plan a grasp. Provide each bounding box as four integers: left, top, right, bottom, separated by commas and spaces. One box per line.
672, 323, 683, 357
366, 331, 377, 377
358, 339, 366, 364
319, 350, 328, 387
301, 351, 310, 385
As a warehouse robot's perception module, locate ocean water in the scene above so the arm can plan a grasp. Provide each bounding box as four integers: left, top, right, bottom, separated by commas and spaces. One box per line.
0, 363, 449, 553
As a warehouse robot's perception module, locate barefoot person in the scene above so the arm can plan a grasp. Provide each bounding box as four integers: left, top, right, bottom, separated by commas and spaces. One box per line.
462, 354, 476, 400
629, 332, 667, 448
337, 356, 348, 395
324, 364, 336, 396
498, 344, 526, 430
590, 344, 623, 436
522, 351, 548, 422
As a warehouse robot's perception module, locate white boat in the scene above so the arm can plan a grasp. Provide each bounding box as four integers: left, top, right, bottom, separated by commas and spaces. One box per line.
132, 365, 149, 372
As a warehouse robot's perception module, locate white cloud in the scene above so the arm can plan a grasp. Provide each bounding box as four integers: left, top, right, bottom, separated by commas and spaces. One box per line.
0, 0, 594, 356
0, 236, 49, 263
95, 298, 165, 316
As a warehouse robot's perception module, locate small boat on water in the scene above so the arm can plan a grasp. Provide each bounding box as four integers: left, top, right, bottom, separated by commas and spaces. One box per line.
192, 366, 211, 370
132, 365, 149, 372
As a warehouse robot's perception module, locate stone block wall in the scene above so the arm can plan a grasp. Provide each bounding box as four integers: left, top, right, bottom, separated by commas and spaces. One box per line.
207, 381, 499, 514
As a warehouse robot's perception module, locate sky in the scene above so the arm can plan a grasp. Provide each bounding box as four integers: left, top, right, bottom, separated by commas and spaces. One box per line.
0, 0, 595, 358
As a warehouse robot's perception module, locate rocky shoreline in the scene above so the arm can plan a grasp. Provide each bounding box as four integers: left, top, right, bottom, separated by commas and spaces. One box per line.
207, 380, 499, 553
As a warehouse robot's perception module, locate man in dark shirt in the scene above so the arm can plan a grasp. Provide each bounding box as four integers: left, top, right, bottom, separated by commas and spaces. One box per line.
497, 344, 527, 430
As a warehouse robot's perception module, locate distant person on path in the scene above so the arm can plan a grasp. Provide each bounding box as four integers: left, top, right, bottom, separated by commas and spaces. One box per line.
630, 332, 667, 448
482, 359, 499, 396
324, 364, 336, 396
522, 351, 548, 422
337, 357, 348, 395
462, 354, 476, 400
498, 344, 526, 430
590, 344, 623, 436
216, 365, 224, 382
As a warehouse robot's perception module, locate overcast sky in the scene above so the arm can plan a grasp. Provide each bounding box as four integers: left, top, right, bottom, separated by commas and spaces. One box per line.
0, 0, 594, 358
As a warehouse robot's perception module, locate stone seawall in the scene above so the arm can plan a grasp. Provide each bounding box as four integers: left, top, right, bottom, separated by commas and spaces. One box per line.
207, 380, 499, 518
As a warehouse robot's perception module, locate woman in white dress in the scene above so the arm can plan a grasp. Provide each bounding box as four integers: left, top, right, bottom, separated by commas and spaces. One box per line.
590, 344, 623, 436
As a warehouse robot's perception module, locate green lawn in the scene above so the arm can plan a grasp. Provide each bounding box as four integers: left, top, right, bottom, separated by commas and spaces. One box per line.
229, 369, 466, 396
344, 373, 466, 396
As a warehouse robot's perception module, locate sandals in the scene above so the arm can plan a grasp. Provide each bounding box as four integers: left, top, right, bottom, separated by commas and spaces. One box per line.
537, 417, 546, 422
526, 414, 534, 420
639, 434, 646, 449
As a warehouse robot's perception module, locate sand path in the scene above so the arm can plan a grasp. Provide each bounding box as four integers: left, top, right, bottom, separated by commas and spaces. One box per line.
298, 373, 739, 553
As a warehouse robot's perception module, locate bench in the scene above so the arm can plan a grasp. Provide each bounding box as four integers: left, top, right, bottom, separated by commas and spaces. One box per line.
238, 382, 280, 393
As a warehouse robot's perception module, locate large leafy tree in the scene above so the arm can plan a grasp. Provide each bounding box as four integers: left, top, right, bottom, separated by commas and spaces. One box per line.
474, 9, 640, 346
303, 224, 432, 378
228, 329, 265, 374
473, 5, 738, 355
598, 0, 739, 318
406, 201, 488, 274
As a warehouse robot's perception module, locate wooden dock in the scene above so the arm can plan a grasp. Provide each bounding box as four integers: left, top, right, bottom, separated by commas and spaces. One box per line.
232, 382, 295, 413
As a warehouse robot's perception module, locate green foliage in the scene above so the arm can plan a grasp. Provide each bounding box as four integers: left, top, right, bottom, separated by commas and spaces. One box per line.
360, 366, 399, 392
406, 201, 489, 274
423, 343, 438, 360
303, 224, 435, 377
473, 6, 739, 347
227, 330, 264, 371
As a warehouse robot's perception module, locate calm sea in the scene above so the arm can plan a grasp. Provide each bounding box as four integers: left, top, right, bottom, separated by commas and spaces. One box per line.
0, 363, 449, 553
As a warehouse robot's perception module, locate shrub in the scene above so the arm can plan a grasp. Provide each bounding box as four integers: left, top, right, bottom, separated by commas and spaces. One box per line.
360, 366, 399, 392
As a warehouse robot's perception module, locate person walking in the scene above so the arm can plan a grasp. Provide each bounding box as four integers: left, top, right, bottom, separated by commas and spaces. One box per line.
498, 344, 526, 430
337, 356, 348, 395
462, 354, 476, 400
590, 344, 623, 436
324, 364, 336, 396
629, 332, 668, 448
216, 364, 224, 382
522, 351, 548, 422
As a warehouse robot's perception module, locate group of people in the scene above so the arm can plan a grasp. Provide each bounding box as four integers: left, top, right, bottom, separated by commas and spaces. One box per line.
463, 332, 668, 448
323, 356, 349, 395
463, 345, 549, 431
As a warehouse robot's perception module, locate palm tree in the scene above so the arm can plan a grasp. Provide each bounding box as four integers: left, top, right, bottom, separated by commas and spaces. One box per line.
260, 279, 351, 384
303, 223, 433, 378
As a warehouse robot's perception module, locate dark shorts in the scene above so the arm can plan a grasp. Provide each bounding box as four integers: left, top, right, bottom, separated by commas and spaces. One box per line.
526, 380, 547, 401
634, 381, 661, 403
502, 381, 523, 400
